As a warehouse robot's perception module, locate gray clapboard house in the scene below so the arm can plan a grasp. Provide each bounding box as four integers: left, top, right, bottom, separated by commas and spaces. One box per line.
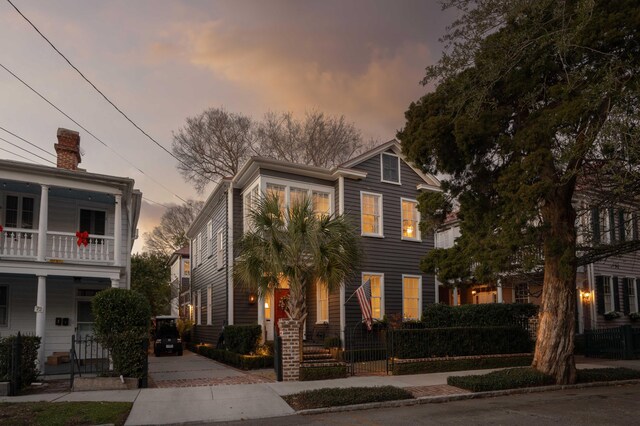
186, 140, 440, 345
0, 128, 142, 373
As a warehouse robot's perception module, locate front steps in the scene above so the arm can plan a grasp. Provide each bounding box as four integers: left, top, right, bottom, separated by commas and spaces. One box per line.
302, 344, 344, 367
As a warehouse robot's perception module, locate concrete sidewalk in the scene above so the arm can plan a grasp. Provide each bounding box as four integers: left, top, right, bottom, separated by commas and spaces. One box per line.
3, 358, 638, 425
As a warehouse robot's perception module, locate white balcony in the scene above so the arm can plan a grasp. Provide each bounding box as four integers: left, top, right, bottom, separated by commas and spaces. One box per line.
0, 228, 115, 264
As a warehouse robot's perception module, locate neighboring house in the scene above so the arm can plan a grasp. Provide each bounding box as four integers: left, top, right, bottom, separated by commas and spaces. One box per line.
0, 128, 142, 372
187, 140, 441, 345
434, 202, 640, 333
168, 245, 190, 318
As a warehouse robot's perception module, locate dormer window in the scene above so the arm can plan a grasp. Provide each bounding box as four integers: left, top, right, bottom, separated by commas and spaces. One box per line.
381, 152, 400, 184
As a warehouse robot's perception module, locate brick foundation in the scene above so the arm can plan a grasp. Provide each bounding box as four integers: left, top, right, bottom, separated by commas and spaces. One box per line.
279, 318, 302, 381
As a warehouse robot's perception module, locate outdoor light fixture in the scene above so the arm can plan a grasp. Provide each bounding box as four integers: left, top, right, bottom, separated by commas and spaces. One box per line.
248, 293, 257, 305
580, 289, 592, 303
472, 290, 477, 295
264, 302, 270, 309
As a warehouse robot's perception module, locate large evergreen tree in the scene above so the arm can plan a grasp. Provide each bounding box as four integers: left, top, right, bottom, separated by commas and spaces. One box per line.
399, 0, 640, 384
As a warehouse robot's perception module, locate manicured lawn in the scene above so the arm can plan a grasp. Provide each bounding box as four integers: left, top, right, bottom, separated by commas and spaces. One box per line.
448, 367, 640, 392
283, 386, 414, 410
0, 401, 132, 426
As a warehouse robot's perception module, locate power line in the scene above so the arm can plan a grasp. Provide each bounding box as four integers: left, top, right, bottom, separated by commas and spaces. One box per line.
0, 146, 41, 164
0, 125, 55, 157
6, 0, 215, 185
0, 62, 189, 203
0, 135, 56, 165
142, 197, 170, 209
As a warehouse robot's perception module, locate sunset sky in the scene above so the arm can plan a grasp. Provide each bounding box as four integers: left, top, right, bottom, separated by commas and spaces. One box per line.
0, 0, 455, 252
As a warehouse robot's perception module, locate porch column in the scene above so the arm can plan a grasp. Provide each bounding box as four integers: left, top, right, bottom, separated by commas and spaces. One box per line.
111, 278, 120, 288
114, 194, 122, 266
37, 185, 49, 262
434, 278, 440, 303
452, 287, 459, 306
497, 279, 504, 303
35, 275, 47, 371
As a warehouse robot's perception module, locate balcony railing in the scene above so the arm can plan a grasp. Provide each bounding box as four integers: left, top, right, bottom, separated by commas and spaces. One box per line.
0, 228, 115, 264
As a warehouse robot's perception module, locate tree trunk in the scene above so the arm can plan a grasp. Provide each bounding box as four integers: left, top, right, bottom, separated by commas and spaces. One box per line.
533, 195, 578, 384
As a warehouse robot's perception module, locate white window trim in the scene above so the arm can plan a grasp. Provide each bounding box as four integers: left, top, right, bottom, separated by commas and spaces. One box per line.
207, 220, 213, 258
380, 152, 401, 185
362, 272, 384, 319
515, 283, 530, 304
0, 284, 9, 328
216, 228, 225, 270
260, 176, 335, 216
242, 178, 261, 233
400, 197, 421, 242
3, 192, 38, 230
196, 290, 202, 325
316, 281, 329, 324
402, 274, 422, 320
625, 277, 638, 314
206, 285, 212, 325
360, 191, 384, 238
603, 276, 615, 312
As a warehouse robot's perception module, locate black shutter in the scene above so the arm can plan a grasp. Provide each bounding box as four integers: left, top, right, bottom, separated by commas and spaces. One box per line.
591, 208, 600, 244
618, 210, 626, 242
613, 276, 621, 312
609, 209, 616, 243
622, 278, 630, 315
596, 276, 605, 314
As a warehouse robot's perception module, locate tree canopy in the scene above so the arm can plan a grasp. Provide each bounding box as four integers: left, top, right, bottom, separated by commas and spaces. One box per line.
131, 252, 171, 317
399, 0, 640, 384
144, 200, 204, 257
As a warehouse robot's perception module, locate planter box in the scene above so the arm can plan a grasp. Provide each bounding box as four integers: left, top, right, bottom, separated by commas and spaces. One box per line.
72, 376, 138, 391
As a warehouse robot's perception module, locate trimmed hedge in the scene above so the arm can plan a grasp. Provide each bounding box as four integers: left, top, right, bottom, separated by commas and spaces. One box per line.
343, 348, 387, 362
422, 303, 538, 328
391, 326, 532, 359
392, 355, 532, 375
447, 367, 554, 392
299, 365, 348, 381
577, 367, 640, 383
0, 334, 41, 388
283, 386, 413, 410
195, 345, 273, 370
224, 325, 262, 355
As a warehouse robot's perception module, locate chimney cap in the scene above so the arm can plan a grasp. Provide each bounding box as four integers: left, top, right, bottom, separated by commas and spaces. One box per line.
57, 127, 80, 137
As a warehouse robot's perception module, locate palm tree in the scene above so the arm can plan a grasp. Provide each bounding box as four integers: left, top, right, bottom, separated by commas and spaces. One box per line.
235, 193, 360, 328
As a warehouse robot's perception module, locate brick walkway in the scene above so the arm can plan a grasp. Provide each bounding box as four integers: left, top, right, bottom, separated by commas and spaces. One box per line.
153, 374, 271, 388
405, 384, 470, 398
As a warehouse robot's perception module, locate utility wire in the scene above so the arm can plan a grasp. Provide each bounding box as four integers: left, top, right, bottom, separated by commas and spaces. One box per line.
6, 0, 215, 185
0, 62, 188, 203
0, 135, 56, 165
0, 125, 55, 157
142, 197, 170, 209
0, 146, 41, 164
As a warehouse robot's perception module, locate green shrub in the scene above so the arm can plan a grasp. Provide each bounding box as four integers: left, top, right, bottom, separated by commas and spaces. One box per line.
577, 368, 640, 383
447, 367, 554, 392
343, 348, 387, 362
283, 386, 413, 410
92, 288, 151, 378
0, 334, 41, 388
391, 326, 531, 359
323, 337, 342, 348
422, 303, 538, 328
223, 324, 262, 355
300, 365, 348, 381
196, 345, 273, 370
392, 355, 532, 375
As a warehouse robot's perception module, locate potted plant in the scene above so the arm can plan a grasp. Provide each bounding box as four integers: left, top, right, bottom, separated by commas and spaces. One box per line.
603, 311, 621, 320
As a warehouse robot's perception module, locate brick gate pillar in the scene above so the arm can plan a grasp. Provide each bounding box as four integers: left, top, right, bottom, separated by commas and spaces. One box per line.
279, 319, 301, 381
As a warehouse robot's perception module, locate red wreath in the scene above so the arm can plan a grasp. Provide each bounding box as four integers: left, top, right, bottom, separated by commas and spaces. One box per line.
76, 230, 89, 247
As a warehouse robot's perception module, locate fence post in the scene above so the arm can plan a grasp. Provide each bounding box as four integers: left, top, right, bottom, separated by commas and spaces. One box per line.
70, 335, 75, 389
621, 325, 633, 360
274, 336, 283, 382
139, 339, 149, 388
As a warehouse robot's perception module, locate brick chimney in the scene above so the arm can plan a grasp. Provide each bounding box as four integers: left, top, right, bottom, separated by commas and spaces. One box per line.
54, 128, 81, 170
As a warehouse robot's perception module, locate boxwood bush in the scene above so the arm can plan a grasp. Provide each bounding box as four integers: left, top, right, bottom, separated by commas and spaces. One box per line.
392, 355, 532, 375
299, 365, 348, 381
576, 367, 640, 383
0, 334, 41, 389
422, 303, 538, 328
195, 345, 273, 370
223, 325, 262, 355
391, 326, 531, 359
283, 386, 413, 410
447, 367, 555, 392
92, 288, 151, 378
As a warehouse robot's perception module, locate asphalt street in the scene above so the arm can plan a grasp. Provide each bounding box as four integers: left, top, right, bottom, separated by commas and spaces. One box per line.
218, 383, 640, 425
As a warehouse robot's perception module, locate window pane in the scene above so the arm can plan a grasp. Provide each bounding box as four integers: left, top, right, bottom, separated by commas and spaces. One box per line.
365, 275, 382, 319
362, 194, 380, 234
266, 184, 286, 214
0, 286, 6, 304
290, 188, 307, 207
402, 200, 418, 239
21, 197, 34, 229
265, 292, 272, 320
382, 154, 399, 182
312, 192, 330, 216
403, 277, 420, 320
77, 300, 94, 323
94, 211, 106, 235
5, 195, 18, 228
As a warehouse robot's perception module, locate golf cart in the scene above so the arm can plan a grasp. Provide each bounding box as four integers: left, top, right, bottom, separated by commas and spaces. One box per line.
153, 315, 183, 356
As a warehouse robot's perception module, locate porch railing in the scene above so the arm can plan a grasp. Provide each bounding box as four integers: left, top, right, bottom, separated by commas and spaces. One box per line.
47, 232, 114, 262
0, 228, 39, 259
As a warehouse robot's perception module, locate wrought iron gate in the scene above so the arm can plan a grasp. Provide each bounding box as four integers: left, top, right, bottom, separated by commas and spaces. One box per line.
343, 323, 389, 376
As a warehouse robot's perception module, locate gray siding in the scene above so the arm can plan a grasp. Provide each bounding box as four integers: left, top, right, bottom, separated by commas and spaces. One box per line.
232, 187, 258, 325
190, 188, 229, 344
343, 150, 436, 327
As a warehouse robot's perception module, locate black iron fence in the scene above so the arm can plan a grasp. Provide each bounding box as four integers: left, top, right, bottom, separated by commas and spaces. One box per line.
1, 333, 23, 396
584, 325, 640, 360
344, 323, 389, 375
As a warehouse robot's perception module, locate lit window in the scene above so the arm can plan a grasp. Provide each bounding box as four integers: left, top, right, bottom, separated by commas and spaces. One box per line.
361, 192, 383, 236
363, 274, 383, 319
290, 187, 307, 209
401, 199, 420, 240
381, 153, 400, 184
316, 281, 329, 323
265, 292, 272, 320
266, 184, 286, 215
312, 191, 331, 217
403, 276, 421, 320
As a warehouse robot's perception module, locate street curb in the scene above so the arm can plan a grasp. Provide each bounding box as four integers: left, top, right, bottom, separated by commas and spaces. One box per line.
295, 379, 640, 415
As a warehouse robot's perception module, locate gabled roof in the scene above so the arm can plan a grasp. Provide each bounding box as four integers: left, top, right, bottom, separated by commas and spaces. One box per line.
186, 178, 231, 238
340, 139, 440, 190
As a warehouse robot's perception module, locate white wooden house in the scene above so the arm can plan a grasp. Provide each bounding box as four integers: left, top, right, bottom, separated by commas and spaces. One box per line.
0, 128, 141, 373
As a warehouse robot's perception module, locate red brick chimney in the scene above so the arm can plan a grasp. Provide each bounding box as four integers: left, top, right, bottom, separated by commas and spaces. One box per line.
54, 128, 81, 170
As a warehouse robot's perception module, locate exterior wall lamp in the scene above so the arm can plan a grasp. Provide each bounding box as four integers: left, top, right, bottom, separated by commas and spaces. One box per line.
579, 289, 592, 303
248, 293, 257, 305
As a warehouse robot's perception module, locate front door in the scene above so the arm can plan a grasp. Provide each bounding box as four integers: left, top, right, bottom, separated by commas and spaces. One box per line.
274, 288, 290, 338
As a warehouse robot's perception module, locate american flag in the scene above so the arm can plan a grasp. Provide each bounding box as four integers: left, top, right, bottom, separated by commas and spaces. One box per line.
355, 279, 373, 331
